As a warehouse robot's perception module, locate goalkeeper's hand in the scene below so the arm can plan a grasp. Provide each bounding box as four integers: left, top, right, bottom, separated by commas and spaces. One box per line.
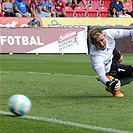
106, 79, 121, 90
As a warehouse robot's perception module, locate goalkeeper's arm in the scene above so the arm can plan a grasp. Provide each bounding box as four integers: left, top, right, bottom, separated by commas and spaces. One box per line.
93, 65, 121, 90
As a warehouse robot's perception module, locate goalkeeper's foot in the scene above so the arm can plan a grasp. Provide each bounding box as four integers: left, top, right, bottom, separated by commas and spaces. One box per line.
105, 87, 116, 96
96, 75, 124, 97
114, 90, 124, 97
96, 75, 100, 81
106, 87, 124, 97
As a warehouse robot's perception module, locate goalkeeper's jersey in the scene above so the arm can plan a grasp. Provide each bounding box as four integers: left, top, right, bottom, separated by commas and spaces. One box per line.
90, 29, 131, 85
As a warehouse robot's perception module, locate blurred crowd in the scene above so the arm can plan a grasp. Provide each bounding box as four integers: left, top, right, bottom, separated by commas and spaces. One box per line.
109, 0, 133, 18
0, 0, 132, 18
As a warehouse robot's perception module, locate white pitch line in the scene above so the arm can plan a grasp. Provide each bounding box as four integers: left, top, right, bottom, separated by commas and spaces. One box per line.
0, 111, 132, 133
28, 71, 94, 78
1, 71, 94, 78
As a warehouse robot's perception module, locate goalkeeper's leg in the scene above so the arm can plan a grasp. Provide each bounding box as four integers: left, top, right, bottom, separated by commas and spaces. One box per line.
119, 65, 133, 86
120, 77, 133, 86
96, 75, 124, 97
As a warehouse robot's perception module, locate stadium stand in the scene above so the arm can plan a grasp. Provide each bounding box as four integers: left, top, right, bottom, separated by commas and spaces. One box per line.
101, 0, 112, 9
98, 6, 110, 17
78, 0, 89, 8
89, 0, 101, 9
65, 6, 74, 17
86, 6, 97, 17
1, 0, 133, 18
74, 6, 86, 17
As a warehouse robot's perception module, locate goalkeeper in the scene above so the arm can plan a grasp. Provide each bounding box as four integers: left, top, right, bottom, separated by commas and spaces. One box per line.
89, 28, 133, 97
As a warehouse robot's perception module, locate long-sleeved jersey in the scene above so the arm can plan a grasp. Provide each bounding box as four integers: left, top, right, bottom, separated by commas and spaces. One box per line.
90, 29, 131, 85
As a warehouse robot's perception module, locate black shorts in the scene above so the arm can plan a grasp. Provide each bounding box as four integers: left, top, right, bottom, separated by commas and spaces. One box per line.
112, 48, 121, 62
107, 49, 133, 79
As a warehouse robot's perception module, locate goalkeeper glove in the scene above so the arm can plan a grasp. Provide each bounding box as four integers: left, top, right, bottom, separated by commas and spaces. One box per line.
106, 79, 121, 90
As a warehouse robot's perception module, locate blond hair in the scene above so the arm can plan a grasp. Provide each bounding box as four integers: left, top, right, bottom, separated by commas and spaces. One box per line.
89, 28, 102, 41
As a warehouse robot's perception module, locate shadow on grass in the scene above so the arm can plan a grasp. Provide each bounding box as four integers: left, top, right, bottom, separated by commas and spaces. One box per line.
45, 95, 113, 100
0, 114, 20, 118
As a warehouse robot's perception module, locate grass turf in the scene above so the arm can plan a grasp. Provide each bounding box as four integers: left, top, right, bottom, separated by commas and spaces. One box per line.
0, 54, 133, 133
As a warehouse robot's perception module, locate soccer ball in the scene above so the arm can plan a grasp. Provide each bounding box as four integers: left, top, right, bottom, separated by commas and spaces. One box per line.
8, 94, 32, 116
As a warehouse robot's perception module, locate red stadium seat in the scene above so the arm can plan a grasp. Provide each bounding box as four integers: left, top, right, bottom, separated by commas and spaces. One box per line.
65, 7, 74, 17
101, 0, 112, 9
86, 6, 97, 17
98, 7, 110, 17
78, 0, 89, 8
78, 2, 84, 8
74, 7, 86, 17
90, 0, 101, 9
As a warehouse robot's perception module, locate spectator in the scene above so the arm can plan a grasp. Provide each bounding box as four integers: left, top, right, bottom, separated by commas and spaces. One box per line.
53, 0, 66, 17
36, 5, 50, 17
66, 0, 86, 8
0, 0, 4, 17
2, 0, 16, 17
109, 7, 120, 17
67, 0, 78, 7
11, 0, 16, 4
73, 0, 88, 9
81, 0, 86, 6
110, 0, 124, 15
119, 7, 131, 17
28, 12, 41, 27
14, 0, 31, 17
41, 0, 56, 17
78, 0, 87, 9
122, 0, 133, 17
29, 0, 39, 13
129, 23, 133, 26
64, 0, 71, 6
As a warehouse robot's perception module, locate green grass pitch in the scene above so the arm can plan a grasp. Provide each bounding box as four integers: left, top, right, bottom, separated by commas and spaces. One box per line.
0, 54, 133, 133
